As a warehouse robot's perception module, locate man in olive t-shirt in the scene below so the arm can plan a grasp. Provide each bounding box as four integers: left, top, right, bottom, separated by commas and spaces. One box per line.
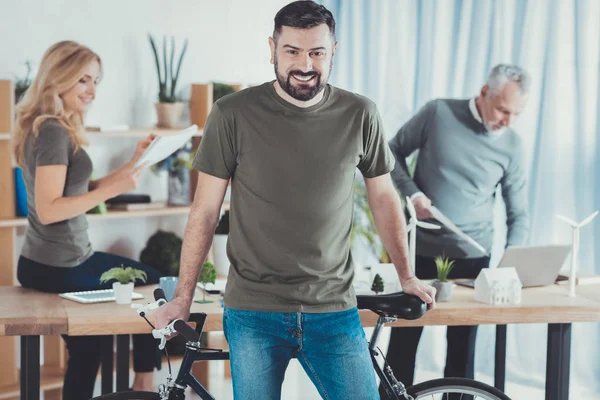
153, 2, 436, 399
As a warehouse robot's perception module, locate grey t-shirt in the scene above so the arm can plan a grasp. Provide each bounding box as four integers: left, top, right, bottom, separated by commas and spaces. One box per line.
193, 82, 394, 313
20, 119, 93, 267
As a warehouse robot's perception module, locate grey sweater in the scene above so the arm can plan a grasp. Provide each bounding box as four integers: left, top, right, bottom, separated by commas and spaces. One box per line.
389, 99, 529, 258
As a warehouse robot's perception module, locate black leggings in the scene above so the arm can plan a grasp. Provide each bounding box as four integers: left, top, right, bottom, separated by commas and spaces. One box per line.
18, 252, 163, 400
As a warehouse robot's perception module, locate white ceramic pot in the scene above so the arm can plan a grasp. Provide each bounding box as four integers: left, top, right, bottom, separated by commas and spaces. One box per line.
212, 234, 229, 276
113, 282, 134, 304
432, 280, 454, 302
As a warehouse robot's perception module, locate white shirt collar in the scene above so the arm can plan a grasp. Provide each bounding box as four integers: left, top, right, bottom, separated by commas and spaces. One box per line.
469, 97, 503, 136
469, 97, 483, 123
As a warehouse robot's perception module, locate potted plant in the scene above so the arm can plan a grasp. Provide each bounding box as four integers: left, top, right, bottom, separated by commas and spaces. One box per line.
432, 254, 456, 302
371, 273, 385, 295
99, 264, 147, 304
196, 262, 217, 304
213, 210, 230, 276
139, 230, 183, 276
148, 34, 188, 128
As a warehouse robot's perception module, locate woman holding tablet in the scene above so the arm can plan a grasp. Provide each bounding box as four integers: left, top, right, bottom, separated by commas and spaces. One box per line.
12, 41, 161, 398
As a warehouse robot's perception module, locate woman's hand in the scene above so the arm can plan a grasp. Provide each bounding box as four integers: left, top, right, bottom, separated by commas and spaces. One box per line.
108, 162, 149, 197
130, 133, 157, 166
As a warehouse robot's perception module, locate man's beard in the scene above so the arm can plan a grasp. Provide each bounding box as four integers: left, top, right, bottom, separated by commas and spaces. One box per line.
274, 58, 332, 101
484, 121, 505, 135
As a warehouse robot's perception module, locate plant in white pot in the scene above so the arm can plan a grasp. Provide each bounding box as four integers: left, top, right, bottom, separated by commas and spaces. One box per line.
148, 34, 188, 128
432, 255, 455, 302
100, 264, 147, 304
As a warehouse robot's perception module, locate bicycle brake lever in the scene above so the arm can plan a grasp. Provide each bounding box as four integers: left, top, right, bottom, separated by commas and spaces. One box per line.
132, 298, 167, 316
152, 321, 177, 350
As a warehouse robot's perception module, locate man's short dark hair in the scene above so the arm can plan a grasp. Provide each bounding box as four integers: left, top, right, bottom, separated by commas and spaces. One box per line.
273, 1, 336, 42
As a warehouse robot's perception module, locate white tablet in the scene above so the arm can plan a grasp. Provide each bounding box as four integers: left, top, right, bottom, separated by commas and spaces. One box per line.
59, 289, 144, 304
134, 124, 198, 168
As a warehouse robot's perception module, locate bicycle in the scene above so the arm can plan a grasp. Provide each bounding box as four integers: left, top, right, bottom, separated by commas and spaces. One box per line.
93, 289, 510, 400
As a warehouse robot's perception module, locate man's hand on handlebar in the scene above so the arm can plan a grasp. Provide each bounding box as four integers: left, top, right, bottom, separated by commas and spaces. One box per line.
150, 296, 191, 340
401, 276, 437, 311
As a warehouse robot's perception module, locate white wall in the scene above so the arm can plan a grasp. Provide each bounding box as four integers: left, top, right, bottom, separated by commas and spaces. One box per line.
1, 0, 289, 263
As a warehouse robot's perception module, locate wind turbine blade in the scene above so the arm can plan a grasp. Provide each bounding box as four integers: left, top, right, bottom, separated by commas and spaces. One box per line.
579, 210, 599, 227
405, 196, 417, 219
417, 221, 441, 230
556, 215, 578, 226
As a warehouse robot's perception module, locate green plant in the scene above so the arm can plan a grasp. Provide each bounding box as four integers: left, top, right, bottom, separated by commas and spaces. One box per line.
100, 264, 147, 285
434, 255, 455, 282
139, 230, 183, 276
213, 83, 236, 103
15, 61, 33, 103
371, 273, 385, 294
215, 210, 229, 235
352, 179, 390, 263
148, 34, 188, 103
197, 261, 217, 303
352, 153, 419, 264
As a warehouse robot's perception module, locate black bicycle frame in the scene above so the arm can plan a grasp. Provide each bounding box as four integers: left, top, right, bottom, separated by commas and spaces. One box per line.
168, 344, 230, 400
369, 314, 404, 400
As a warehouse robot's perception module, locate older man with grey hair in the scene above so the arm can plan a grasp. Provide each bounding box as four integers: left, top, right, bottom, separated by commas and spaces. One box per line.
382, 64, 530, 398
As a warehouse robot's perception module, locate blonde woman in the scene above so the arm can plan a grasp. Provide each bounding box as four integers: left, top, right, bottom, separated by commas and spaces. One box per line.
13, 41, 161, 398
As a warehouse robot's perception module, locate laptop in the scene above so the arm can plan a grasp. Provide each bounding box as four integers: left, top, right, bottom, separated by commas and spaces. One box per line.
456, 245, 572, 288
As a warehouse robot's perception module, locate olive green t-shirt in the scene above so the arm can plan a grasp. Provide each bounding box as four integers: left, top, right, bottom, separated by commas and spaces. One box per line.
193, 82, 394, 312
20, 119, 93, 267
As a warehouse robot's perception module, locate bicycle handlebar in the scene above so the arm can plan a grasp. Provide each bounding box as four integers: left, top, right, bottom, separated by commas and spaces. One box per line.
174, 319, 201, 342
151, 287, 208, 343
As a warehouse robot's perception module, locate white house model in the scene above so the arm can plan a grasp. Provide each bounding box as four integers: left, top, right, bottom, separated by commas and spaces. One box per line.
474, 268, 522, 305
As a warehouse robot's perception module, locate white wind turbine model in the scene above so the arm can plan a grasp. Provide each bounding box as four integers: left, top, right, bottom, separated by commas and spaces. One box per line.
405, 197, 440, 272
556, 210, 599, 297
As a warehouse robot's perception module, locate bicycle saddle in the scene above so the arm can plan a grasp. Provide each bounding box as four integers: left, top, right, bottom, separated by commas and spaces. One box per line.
356, 292, 427, 320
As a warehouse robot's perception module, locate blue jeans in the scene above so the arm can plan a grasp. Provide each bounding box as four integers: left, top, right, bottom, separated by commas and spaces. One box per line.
223, 307, 379, 400
18, 252, 162, 400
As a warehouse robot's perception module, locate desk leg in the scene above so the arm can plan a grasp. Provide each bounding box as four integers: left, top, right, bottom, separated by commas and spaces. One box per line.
116, 335, 130, 391
20, 335, 40, 400
495, 325, 507, 391
546, 323, 571, 400
101, 336, 114, 394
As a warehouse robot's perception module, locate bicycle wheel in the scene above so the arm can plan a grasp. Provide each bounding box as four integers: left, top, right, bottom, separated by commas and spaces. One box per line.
406, 378, 511, 400
91, 391, 160, 400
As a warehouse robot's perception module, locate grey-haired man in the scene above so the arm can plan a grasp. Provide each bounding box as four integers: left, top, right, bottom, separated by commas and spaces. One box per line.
385, 64, 531, 398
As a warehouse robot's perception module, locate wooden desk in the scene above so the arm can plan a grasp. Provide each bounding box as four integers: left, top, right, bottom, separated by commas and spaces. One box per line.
0, 287, 68, 400
4, 284, 600, 400
63, 284, 600, 333
62, 284, 600, 400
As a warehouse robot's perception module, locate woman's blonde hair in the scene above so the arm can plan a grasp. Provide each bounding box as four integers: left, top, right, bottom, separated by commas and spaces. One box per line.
12, 41, 102, 166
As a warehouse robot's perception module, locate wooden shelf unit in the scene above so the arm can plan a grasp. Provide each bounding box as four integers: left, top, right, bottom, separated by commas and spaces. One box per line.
0, 81, 235, 398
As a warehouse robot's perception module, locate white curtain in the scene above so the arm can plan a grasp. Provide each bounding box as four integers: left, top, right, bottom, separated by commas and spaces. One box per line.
321, 0, 600, 396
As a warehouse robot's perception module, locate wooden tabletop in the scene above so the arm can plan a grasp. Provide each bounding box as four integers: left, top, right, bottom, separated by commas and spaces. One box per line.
2, 283, 600, 337
63, 287, 226, 335
62, 283, 600, 336
0, 287, 67, 336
